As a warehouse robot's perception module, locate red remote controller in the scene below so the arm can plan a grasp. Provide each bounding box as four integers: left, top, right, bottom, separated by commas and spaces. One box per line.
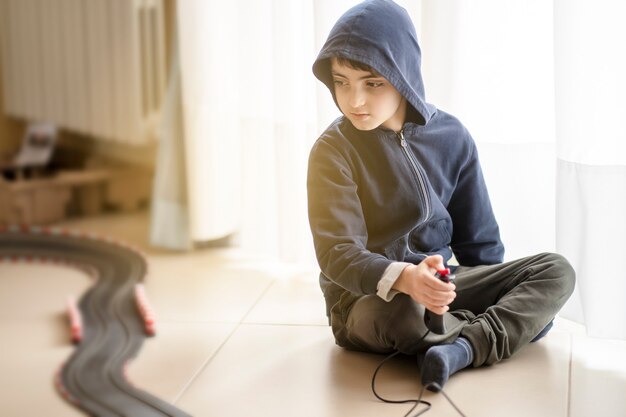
435, 268, 455, 283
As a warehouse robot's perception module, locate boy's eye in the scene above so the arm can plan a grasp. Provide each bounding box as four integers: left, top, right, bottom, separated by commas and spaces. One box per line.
333, 79, 347, 87
367, 81, 384, 88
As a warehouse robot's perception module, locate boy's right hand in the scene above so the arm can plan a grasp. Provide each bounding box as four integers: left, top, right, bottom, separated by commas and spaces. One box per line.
391, 255, 456, 315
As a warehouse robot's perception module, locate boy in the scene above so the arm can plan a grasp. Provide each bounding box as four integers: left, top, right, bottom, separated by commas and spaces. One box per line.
307, 0, 575, 391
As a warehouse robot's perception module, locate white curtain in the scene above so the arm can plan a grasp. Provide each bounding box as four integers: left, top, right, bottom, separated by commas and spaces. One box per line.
165, 0, 325, 267
150, 15, 193, 251
553, 0, 626, 339
154, 0, 626, 338
420, 0, 626, 339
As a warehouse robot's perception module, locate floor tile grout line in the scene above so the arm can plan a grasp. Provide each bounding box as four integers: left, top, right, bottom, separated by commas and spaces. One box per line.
241, 322, 328, 327
171, 279, 277, 404
239, 279, 278, 324
171, 321, 241, 404
152, 318, 329, 326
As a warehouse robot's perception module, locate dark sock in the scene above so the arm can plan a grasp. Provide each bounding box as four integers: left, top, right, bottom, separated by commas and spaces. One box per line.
420, 337, 473, 392
530, 319, 554, 343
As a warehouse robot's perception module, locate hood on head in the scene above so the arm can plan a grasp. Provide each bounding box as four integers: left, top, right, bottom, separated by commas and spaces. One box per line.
313, 0, 435, 125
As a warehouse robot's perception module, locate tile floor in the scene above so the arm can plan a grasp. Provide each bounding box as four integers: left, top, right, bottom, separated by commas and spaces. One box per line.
1, 211, 625, 417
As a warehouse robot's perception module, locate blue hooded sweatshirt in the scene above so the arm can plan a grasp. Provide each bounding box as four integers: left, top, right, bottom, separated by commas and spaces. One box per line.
308, 0, 504, 317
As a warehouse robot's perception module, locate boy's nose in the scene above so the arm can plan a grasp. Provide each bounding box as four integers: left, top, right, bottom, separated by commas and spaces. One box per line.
349, 88, 366, 108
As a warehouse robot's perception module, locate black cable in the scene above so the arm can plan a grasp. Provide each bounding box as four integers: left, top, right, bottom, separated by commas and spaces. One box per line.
370, 330, 467, 417
371, 350, 431, 417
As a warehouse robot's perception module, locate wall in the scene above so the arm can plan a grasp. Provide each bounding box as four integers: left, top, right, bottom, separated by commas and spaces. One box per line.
0, 26, 24, 157
0, 0, 175, 167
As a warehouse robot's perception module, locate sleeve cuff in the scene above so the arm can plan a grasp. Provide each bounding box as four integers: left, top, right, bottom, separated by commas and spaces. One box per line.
376, 262, 412, 302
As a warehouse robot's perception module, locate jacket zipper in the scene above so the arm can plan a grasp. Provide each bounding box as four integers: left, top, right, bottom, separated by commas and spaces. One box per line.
397, 130, 431, 223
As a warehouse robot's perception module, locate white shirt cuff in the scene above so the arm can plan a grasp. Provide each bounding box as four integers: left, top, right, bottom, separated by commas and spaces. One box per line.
376, 262, 412, 302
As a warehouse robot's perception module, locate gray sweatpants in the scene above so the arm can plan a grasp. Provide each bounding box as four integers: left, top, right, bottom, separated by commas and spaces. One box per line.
329, 252, 576, 366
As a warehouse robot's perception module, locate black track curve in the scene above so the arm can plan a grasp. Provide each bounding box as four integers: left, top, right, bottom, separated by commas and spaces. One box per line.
0, 225, 192, 417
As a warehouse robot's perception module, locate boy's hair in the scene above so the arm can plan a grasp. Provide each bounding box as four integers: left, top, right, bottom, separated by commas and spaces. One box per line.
334, 56, 380, 76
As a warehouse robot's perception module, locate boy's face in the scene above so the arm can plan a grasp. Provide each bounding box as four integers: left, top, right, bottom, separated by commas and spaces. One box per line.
330, 57, 406, 132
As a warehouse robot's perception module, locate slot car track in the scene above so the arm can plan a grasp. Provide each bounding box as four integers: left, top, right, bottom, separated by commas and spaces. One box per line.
0, 225, 192, 417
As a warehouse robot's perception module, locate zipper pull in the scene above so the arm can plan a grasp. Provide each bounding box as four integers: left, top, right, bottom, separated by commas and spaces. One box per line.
398, 130, 407, 147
